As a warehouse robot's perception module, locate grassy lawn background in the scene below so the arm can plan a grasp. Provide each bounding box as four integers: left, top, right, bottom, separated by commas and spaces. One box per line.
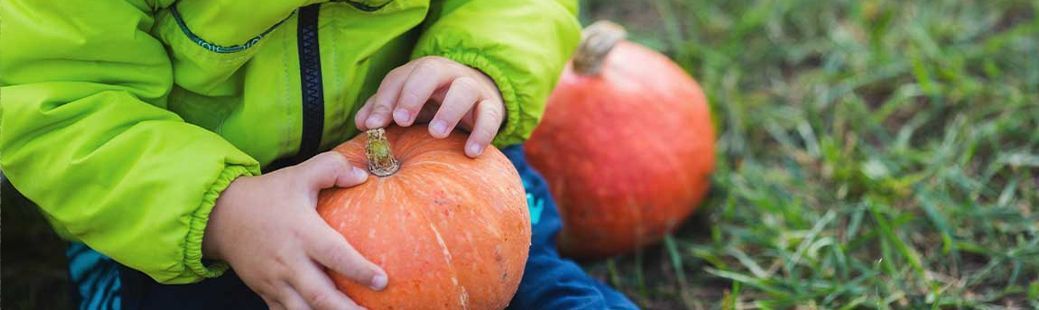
3, 0, 1038, 309
581, 0, 1039, 308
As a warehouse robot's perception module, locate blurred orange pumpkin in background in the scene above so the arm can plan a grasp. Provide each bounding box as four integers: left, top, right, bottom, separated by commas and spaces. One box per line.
525, 21, 716, 259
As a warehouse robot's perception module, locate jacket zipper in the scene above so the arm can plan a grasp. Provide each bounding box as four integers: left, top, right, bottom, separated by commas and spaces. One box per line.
288, 4, 325, 166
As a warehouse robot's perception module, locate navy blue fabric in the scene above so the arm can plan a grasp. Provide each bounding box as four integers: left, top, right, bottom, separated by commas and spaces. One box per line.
68, 244, 266, 309
117, 266, 267, 309
501, 145, 638, 310
67, 144, 636, 309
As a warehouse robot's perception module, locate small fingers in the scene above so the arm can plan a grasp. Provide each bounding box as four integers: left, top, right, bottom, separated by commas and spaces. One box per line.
429, 77, 481, 138
260, 295, 284, 310
353, 97, 375, 130
412, 98, 441, 125
290, 261, 365, 310
394, 57, 456, 126
275, 282, 310, 310
294, 152, 368, 190
307, 225, 388, 291
465, 99, 505, 158
366, 65, 415, 129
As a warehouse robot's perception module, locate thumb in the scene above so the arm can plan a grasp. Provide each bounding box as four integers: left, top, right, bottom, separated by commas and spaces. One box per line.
292, 152, 369, 190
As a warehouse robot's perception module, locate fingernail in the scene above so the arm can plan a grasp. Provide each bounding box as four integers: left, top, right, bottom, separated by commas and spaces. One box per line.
366, 115, 385, 129
352, 167, 369, 180
430, 120, 448, 136
467, 142, 483, 157
370, 273, 388, 290
393, 109, 410, 124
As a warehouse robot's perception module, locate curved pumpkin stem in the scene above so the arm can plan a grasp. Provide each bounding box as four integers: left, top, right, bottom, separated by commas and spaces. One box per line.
365, 128, 400, 177
572, 21, 627, 76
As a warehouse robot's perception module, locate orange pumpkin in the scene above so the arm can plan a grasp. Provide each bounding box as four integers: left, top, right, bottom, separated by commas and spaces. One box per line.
525, 21, 715, 259
317, 127, 531, 309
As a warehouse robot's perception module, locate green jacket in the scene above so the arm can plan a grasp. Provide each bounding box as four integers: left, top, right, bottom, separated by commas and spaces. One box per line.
0, 0, 579, 284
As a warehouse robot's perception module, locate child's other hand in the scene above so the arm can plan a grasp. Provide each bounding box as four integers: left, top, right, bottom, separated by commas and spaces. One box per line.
355, 56, 504, 158
203, 152, 385, 310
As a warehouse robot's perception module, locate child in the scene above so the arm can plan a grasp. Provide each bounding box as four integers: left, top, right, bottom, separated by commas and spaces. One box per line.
0, 0, 636, 309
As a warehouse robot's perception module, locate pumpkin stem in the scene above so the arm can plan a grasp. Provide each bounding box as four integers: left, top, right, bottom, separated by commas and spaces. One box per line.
365, 128, 400, 177
572, 21, 627, 76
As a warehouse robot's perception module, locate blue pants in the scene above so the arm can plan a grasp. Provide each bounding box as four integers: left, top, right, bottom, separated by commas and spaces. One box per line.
68, 145, 637, 309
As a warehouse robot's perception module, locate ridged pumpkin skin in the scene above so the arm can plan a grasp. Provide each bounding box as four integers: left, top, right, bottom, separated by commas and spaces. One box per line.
317, 126, 531, 309
525, 39, 715, 259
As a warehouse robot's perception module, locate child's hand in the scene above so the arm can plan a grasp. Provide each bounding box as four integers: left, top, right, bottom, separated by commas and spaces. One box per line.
203, 152, 386, 310
355, 56, 504, 158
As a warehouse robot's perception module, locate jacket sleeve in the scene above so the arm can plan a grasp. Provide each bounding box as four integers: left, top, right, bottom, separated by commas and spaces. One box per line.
412, 0, 581, 146
0, 0, 261, 284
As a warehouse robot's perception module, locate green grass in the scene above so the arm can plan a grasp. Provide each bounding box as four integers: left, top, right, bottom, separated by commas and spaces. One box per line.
581, 0, 1039, 308
3, 1, 1038, 309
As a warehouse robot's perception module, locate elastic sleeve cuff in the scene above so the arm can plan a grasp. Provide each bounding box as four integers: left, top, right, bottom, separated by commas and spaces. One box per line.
412, 50, 525, 147
183, 164, 257, 279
